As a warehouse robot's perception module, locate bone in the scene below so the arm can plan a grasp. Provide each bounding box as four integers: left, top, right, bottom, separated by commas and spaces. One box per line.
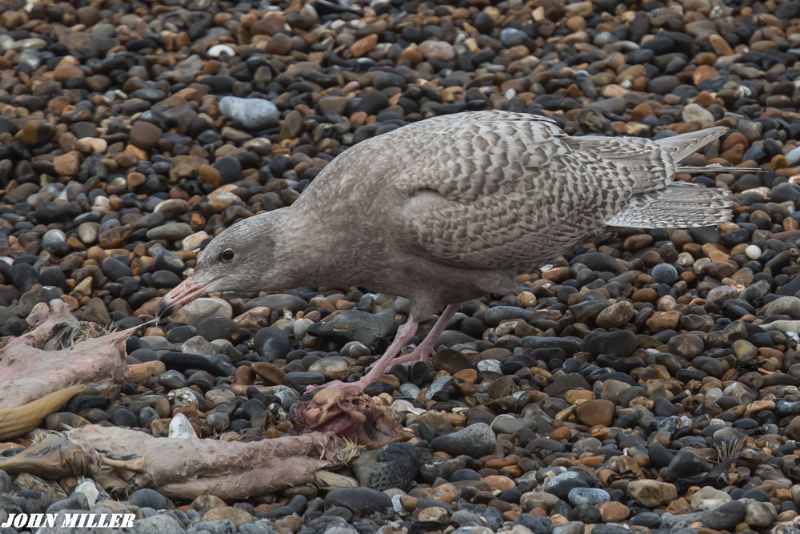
290, 385, 408, 448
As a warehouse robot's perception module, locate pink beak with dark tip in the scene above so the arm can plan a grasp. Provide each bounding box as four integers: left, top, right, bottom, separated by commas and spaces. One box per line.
157, 277, 208, 318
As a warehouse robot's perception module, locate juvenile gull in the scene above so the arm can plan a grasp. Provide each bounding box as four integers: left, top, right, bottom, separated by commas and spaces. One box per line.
158, 111, 734, 390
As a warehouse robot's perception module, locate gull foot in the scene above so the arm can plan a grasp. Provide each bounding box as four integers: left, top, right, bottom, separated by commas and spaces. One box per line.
304, 379, 352, 394
391, 345, 435, 367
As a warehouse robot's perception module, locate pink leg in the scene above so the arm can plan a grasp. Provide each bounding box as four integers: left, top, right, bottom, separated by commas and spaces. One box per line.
393, 303, 459, 366
307, 316, 419, 392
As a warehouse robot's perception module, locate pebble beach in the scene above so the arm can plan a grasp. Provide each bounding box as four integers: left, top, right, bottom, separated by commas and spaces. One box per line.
1, 0, 800, 533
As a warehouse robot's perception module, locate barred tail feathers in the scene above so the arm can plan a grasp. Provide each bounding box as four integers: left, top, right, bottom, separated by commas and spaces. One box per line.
655, 127, 728, 163
608, 182, 733, 228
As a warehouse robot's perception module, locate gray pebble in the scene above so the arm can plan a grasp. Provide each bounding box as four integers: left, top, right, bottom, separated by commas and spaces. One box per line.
219, 96, 279, 131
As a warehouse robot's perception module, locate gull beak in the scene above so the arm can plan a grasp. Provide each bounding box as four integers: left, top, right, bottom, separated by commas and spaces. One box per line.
157, 276, 208, 318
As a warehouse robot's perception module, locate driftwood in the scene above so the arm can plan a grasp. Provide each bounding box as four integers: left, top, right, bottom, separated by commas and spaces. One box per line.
0, 426, 346, 500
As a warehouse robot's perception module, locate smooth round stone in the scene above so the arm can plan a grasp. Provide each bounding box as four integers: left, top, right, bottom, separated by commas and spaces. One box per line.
323, 488, 392, 515
219, 96, 279, 131
195, 316, 238, 341
187, 370, 215, 390
39, 267, 66, 289
308, 357, 349, 380
147, 222, 192, 241
341, 340, 370, 357
151, 270, 181, 288
77, 222, 99, 243
691, 486, 731, 511
568, 487, 611, 506
42, 228, 66, 248
101, 257, 131, 281
284, 371, 326, 389
182, 336, 220, 356
130, 488, 169, 510
206, 412, 230, 433
477, 359, 502, 374
651, 263, 678, 284
544, 471, 592, 500
170, 298, 233, 325
745, 244, 762, 260
208, 44, 235, 57
205, 389, 236, 406
10, 262, 38, 291
158, 370, 188, 389
155, 252, 184, 274
254, 326, 291, 360
153, 199, 189, 218
702, 500, 746, 530
34, 202, 68, 223
47, 493, 89, 513
430, 422, 497, 458
500, 28, 528, 46
398, 383, 420, 398
110, 407, 137, 427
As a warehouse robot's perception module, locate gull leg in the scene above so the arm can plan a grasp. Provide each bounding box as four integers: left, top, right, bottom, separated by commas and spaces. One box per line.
307, 316, 419, 392
393, 303, 459, 366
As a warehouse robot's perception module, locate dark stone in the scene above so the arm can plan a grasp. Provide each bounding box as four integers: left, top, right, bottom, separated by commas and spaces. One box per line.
213, 156, 242, 184
129, 488, 169, 510
34, 202, 68, 224
253, 326, 292, 360
196, 316, 238, 341
666, 450, 712, 479
150, 270, 181, 288
430, 422, 496, 458
324, 488, 392, 516
581, 330, 638, 358
306, 310, 398, 349
101, 257, 132, 281
701, 501, 746, 531
10, 262, 38, 292
159, 352, 232, 376
354, 90, 389, 115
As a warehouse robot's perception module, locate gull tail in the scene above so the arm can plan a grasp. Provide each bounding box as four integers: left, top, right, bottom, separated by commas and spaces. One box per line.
608, 182, 734, 228
608, 127, 735, 228
657, 128, 763, 173
656, 126, 728, 163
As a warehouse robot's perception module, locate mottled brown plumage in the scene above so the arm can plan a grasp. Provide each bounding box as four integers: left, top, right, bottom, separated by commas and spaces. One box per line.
159, 111, 733, 390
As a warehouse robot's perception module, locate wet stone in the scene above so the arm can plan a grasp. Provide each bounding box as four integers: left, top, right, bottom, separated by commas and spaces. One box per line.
430, 423, 496, 458
324, 488, 392, 516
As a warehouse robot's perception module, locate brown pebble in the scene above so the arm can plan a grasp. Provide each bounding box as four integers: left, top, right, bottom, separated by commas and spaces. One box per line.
599, 501, 630, 522
575, 399, 615, 427
251, 362, 285, 385
129, 121, 163, 150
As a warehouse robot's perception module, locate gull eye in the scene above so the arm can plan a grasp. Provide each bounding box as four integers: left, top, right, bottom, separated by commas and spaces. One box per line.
219, 248, 235, 262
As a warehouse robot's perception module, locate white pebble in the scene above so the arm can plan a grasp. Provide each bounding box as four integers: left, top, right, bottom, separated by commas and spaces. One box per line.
168, 412, 198, 439
74, 479, 100, 507
745, 244, 762, 260
42, 228, 66, 246
207, 44, 235, 58
477, 359, 502, 374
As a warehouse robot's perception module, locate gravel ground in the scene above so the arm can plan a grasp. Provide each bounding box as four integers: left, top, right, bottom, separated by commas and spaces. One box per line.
1, 0, 800, 533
